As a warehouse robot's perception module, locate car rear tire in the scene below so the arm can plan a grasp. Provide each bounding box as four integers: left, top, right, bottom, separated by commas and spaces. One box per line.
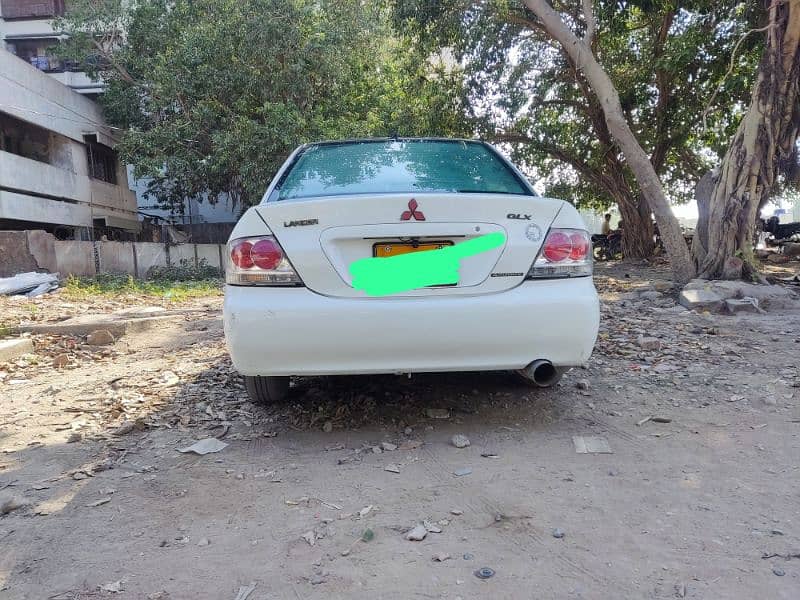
244, 375, 290, 404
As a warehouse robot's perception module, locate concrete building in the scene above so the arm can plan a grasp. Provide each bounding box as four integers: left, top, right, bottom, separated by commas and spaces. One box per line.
130, 171, 240, 226
0, 0, 103, 96
0, 47, 139, 238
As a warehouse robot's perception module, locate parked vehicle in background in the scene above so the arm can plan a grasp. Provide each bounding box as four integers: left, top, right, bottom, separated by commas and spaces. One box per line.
223, 138, 600, 403
591, 233, 623, 262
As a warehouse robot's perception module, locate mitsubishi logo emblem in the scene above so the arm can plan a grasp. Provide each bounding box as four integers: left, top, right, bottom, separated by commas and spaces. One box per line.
400, 199, 425, 221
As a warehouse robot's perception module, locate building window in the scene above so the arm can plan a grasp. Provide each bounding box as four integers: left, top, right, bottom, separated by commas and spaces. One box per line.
0, 0, 66, 20
86, 141, 118, 184
0, 111, 51, 164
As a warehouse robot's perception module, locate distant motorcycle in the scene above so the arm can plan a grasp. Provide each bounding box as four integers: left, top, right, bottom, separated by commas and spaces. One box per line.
591, 233, 622, 261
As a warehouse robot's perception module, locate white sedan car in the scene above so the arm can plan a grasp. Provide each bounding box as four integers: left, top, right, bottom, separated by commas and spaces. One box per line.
224, 138, 599, 403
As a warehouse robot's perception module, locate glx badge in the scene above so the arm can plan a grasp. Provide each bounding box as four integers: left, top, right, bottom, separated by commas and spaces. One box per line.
284, 218, 318, 227
507, 213, 531, 220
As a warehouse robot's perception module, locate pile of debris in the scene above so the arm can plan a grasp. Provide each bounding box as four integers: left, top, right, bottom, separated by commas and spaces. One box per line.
0, 272, 59, 298
679, 279, 800, 314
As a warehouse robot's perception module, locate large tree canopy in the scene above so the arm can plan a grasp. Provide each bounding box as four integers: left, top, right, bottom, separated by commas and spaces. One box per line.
58, 0, 468, 210
394, 0, 761, 259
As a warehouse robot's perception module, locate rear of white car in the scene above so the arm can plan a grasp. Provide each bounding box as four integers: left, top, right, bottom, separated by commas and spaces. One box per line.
224, 139, 599, 402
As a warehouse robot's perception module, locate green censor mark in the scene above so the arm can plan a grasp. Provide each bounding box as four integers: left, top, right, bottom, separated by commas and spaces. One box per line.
349, 232, 506, 297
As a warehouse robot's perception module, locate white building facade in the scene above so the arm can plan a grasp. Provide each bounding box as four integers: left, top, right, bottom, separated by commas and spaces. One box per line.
0, 0, 103, 96
0, 48, 139, 238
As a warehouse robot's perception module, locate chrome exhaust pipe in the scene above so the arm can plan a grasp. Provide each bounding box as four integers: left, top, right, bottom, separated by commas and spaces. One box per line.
520, 359, 560, 387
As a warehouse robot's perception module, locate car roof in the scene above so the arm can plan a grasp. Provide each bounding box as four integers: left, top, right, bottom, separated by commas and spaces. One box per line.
304, 137, 485, 147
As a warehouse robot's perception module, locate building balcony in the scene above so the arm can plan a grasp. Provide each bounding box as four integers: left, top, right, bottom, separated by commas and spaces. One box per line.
0, 150, 138, 229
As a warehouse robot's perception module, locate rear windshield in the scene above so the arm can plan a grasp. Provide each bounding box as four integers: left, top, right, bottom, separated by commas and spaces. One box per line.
271, 139, 532, 200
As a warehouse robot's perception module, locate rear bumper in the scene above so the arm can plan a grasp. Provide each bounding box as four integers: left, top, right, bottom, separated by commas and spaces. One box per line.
224, 279, 600, 376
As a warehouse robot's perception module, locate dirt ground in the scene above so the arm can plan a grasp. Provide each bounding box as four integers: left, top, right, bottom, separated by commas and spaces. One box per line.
1, 263, 799, 600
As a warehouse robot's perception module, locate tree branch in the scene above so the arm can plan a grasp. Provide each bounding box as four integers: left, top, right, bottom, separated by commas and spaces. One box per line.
491, 132, 618, 195
582, 0, 596, 46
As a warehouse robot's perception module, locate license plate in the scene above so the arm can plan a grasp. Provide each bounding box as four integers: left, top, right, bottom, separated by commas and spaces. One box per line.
373, 241, 453, 258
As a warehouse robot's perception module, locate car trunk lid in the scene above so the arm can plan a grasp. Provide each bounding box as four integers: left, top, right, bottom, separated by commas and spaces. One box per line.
255, 193, 563, 298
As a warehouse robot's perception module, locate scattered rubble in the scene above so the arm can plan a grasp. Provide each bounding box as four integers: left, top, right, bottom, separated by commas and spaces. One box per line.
405, 524, 428, 541
99, 580, 124, 593
177, 438, 228, 455
681, 279, 799, 313
451, 434, 471, 448
425, 408, 450, 419
573, 436, 612, 454
86, 329, 116, 346
0, 338, 34, 362
0, 494, 27, 515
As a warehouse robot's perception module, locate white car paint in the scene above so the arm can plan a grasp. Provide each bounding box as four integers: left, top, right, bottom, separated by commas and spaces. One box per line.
224, 139, 599, 378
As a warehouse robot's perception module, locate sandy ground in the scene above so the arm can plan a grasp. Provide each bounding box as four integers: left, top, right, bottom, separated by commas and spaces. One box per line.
1, 263, 799, 600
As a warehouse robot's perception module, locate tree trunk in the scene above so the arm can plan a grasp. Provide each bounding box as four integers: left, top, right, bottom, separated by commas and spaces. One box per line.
694, 0, 800, 279
614, 190, 654, 259
523, 0, 695, 283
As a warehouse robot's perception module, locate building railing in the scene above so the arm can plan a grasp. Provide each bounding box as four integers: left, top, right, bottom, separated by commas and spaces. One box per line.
27, 56, 82, 73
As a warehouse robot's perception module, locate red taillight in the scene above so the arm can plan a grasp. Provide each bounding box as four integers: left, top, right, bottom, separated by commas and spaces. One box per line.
527, 228, 592, 279
569, 232, 589, 260
227, 235, 303, 286
231, 240, 253, 268
542, 231, 572, 262
251, 238, 283, 270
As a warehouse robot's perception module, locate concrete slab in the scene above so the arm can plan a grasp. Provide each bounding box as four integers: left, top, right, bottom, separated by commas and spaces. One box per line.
679, 288, 724, 312
0, 338, 35, 362
16, 314, 176, 337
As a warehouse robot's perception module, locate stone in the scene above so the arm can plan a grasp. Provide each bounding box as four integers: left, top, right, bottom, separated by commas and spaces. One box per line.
0, 338, 34, 363
423, 520, 442, 533
432, 553, 451, 562
450, 509, 463, 515
637, 336, 662, 351
384, 464, 401, 473
0, 494, 27, 515
766, 253, 790, 264
197, 538, 210, 546
380, 442, 397, 452
426, 408, 450, 419
772, 567, 785, 577
640, 291, 663, 300
453, 467, 473, 477
405, 524, 428, 541
52, 353, 70, 368
719, 281, 799, 309
322, 421, 333, 433
403, 427, 413, 435
576, 380, 590, 391
679, 288, 724, 312
451, 434, 471, 448
66, 432, 82, 443
86, 329, 115, 346
552, 528, 565, 539
725, 297, 765, 314
651, 280, 674, 292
